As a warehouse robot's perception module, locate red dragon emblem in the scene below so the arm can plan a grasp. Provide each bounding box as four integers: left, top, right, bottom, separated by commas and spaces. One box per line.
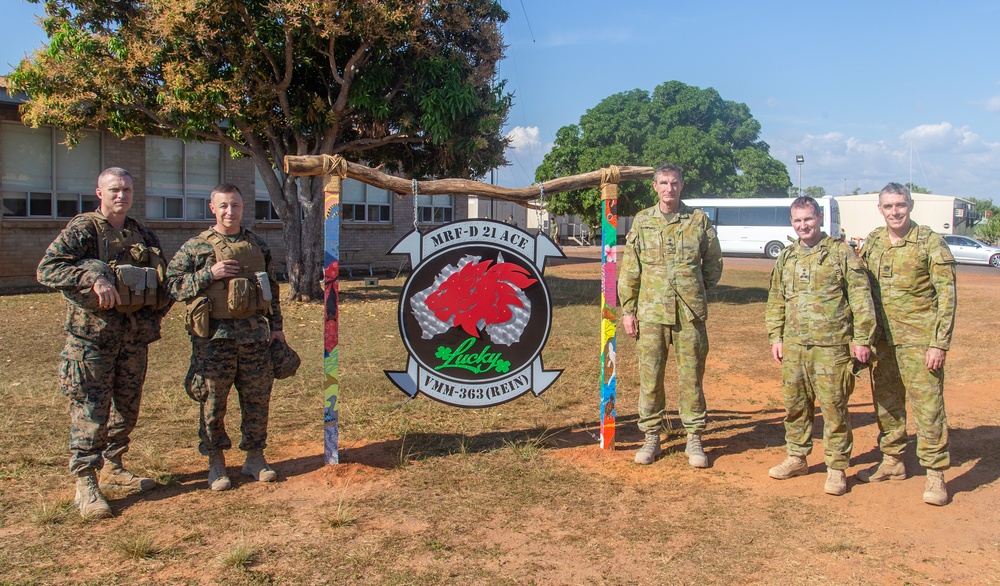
410, 253, 537, 345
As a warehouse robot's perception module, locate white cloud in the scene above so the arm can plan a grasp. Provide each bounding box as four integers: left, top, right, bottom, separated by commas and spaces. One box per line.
506, 126, 540, 151
986, 96, 1000, 112
770, 124, 1000, 199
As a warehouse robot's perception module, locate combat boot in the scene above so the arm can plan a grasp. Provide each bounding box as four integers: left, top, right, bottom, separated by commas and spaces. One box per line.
685, 434, 709, 468
100, 457, 156, 492
634, 433, 662, 465
75, 471, 113, 519
857, 454, 906, 483
923, 469, 948, 506
242, 449, 277, 482
824, 469, 847, 496
207, 451, 231, 491
768, 455, 808, 479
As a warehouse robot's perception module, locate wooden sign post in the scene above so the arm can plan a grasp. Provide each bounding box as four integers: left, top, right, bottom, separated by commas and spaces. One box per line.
284, 155, 651, 462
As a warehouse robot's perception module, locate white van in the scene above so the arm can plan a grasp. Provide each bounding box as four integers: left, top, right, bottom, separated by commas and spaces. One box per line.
682, 196, 841, 259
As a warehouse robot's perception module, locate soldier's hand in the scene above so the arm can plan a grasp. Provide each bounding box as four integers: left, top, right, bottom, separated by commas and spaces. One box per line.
92, 276, 121, 310
270, 330, 286, 343
926, 347, 946, 371
210, 259, 240, 280
771, 342, 783, 364
622, 314, 638, 338
851, 344, 871, 364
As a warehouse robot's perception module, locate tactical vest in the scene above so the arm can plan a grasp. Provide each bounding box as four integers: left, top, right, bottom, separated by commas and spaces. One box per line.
84, 212, 168, 313
199, 229, 272, 320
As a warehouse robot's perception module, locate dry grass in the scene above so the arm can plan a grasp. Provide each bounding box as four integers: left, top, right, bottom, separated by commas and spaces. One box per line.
1, 257, 998, 585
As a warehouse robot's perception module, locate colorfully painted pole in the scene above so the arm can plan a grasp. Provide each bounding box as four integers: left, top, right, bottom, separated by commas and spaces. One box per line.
323, 174, 341, 464
599, 184, 618, 450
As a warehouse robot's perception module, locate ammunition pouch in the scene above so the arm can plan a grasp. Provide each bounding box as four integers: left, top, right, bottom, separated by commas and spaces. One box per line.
83, 213, 169, 313
203, 275, 271, 320
184, 296, 212, 338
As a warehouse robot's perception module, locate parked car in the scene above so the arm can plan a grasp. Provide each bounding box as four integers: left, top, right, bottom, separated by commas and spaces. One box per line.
943, 235, 1000, 267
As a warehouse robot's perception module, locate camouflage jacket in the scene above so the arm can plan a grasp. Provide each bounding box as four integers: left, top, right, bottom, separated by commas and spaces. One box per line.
765, 235, 876, 347
859, 222, 956, 350
36, 213, 169, 347
165, 228, 282, 342
619, 203, 723, 325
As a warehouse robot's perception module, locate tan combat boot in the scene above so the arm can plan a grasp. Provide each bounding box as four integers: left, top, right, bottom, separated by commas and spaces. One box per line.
634, 433, 662, 465
923, 469, 948, 506
75, 471, 113, 519
242, 449, 277, 482
100, 457, 156, 492
685, 434, 709, 468
856, 454, 906, 483
824, 469, 847, 496
207, 451, 232, 491
768, 455, 808, 479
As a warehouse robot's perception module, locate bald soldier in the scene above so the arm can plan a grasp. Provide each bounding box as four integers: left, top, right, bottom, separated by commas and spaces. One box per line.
858, 182, 957, 506
37, 167, 170, 518
619, 161, 723, 467
765, 196, 876, 496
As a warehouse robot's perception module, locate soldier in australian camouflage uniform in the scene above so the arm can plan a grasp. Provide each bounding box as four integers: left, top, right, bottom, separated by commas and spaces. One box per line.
36, 167, 169, 518
619, 162, 723, 468
765, 196, 876, 496
857, 182, 956, 506
166, 183, 284, 491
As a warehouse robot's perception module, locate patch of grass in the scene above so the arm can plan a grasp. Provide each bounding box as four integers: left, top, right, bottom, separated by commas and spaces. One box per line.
221, 538, 258, 569
29, 498, 73, 526
112, 530, 161, 560
325, 501, 355, 529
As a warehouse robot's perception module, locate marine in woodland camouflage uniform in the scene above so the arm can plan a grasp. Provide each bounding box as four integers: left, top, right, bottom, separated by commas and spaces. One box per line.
619, 162, 723, 467
857, 182, 956, 506
165, 183, 284, 491
36, 167, 169, 518
765, 197, 876, 496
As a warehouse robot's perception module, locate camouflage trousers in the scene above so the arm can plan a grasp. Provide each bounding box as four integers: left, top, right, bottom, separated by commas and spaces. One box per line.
58, 336, 148, 475
185, 337, 274, 456
780, 343, 855, 470
870, 342, 949, 470
637, 319, 708, 435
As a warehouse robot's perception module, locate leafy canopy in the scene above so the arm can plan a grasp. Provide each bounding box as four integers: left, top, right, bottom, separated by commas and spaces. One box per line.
11, 0, 513, 299
535, 81, 790, 226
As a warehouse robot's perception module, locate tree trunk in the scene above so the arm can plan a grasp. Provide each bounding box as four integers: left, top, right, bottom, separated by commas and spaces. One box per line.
282, 176, 325, 301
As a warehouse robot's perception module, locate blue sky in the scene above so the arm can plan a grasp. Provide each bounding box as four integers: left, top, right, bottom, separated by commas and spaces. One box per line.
4, 1, 999, 201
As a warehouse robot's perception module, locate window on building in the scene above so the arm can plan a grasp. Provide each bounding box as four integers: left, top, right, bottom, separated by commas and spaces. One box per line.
417, 194, 453, 224
145, 136, 221, 220
1, 124, 101, 219
254, 167, 280, 221
342, 178, 391, 223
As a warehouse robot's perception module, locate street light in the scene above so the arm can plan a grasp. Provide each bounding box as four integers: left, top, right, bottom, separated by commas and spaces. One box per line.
795, 155, 804, 197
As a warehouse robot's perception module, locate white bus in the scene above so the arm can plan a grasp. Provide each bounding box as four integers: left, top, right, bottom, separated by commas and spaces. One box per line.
681, 196, 841, 259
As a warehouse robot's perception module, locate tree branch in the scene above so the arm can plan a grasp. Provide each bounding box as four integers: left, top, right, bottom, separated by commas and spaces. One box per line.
284, 156, 654, 204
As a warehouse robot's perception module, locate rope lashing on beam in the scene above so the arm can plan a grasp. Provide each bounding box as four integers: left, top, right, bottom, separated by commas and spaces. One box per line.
322, 154, 349, 179
600, 165, 621, 200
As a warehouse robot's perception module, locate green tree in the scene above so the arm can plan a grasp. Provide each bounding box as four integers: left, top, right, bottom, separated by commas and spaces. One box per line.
804, 186, 826, 198
905, 182, 932, 194
535, 81, 790, 226
11, 0, 511, 299
967, 197, 1000, 244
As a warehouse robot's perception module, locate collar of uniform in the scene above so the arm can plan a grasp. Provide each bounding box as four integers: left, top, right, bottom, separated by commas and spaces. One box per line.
790, 233, 832, 255
655, 202, 693, 221
210, 227, 246, 242
884, 220, 918, 248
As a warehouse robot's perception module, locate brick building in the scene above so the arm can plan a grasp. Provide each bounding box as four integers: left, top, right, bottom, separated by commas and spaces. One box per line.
0, 82, 466, 289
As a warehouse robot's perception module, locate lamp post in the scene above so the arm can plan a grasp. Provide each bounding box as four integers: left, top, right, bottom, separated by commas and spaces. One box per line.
795, 155, 804, 197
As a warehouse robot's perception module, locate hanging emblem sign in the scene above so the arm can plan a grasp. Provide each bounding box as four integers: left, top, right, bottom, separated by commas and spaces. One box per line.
387, 219, 564, 407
